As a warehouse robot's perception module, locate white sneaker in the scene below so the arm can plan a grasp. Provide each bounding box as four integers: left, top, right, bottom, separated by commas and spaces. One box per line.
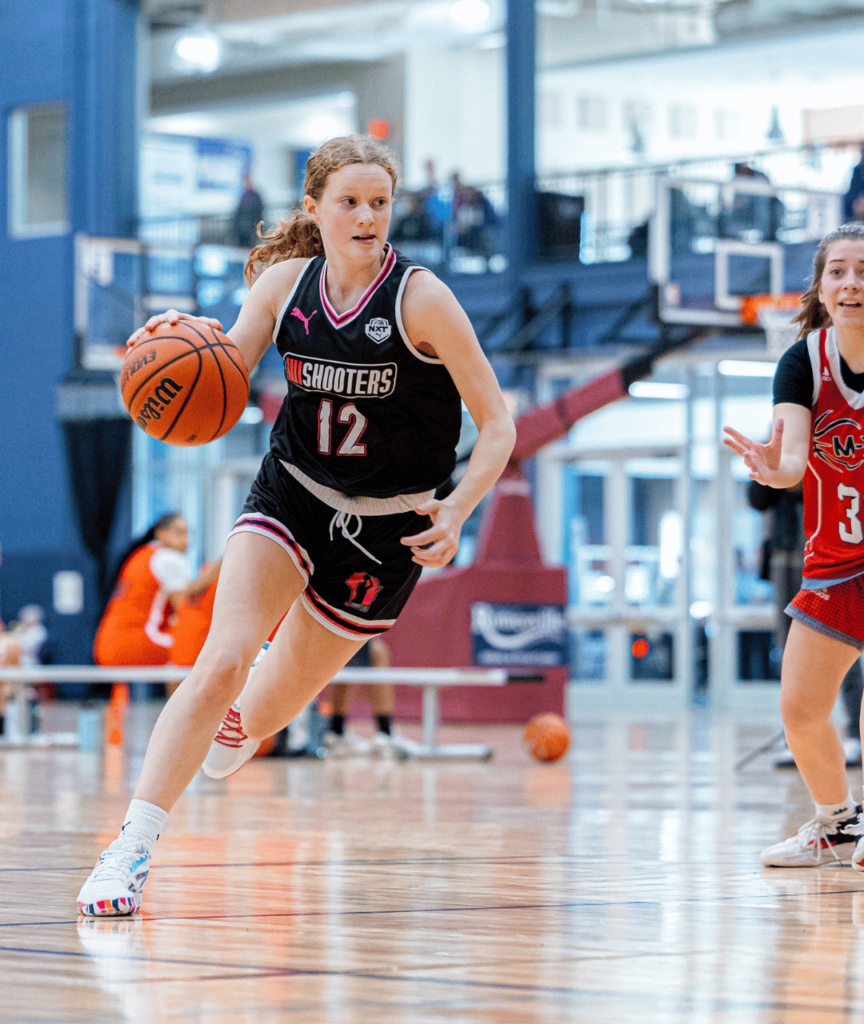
323, 731, 370, 758
202, 703, 260, 779
761, 810, 863, 867
77, 832, 151, 916
371, 731, 411, 761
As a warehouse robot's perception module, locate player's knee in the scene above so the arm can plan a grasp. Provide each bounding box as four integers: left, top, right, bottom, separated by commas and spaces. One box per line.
191, 645, 251, 696
779, 692, 827, 732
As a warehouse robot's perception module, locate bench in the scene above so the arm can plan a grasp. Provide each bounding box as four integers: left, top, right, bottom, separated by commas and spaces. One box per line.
0, 665, 508, 759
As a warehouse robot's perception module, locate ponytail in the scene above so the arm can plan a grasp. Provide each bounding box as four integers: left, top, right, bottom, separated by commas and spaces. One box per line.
244, 212, 324, 284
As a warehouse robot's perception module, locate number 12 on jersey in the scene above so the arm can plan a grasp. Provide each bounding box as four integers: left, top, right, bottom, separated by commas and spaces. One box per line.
317, 399, 367, 456
839, 483, 864, 543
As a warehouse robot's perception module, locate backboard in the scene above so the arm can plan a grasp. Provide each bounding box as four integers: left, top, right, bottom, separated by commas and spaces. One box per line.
648, 175, 840, 330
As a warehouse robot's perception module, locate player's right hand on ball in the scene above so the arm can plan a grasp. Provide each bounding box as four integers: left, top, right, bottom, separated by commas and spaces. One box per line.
125, 310, 224, 348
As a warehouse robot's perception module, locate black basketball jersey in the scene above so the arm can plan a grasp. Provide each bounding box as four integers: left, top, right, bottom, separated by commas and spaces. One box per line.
269, 245, 462, 498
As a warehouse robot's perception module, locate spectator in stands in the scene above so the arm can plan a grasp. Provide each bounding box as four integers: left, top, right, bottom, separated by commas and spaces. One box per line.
390, 191, 433, 245
843, 142, 864, 223
450, 172, 497, 263
231, 173, 265, 248
13, 605, 47, 667
0, 615, 22, 735
419, 159, 448, 243
719, 163, 784, 243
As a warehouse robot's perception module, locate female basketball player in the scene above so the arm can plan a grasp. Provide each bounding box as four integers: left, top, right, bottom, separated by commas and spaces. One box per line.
724, 222, 864, 868
77, 135, 516, 915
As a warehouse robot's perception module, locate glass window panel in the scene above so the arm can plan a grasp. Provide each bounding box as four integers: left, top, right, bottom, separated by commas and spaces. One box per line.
8, 103, 68, 237
738, 630, 781, 681
571, 629, 606, 681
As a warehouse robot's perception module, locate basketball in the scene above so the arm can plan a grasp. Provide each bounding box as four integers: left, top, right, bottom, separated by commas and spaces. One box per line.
523, 713, 570, 763
120, 321, 250, 446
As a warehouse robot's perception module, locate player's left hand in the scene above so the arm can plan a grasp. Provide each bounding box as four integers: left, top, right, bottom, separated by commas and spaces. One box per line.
401, 499, 462, 567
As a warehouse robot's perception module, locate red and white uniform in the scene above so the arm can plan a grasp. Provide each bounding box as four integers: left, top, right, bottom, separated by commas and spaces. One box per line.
94, 542, 189, 666
801, 326, 864, 588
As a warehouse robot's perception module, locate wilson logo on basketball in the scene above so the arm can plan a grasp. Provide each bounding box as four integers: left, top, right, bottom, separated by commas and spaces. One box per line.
135, 377, 184, 429
120, 348, 156, 389
283, 353, 397, 398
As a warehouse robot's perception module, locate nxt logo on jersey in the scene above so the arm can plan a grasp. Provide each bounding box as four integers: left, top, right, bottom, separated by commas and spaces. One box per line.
283, 353, 397, 398
344, 572, 382, 613
813, 411, 864, 470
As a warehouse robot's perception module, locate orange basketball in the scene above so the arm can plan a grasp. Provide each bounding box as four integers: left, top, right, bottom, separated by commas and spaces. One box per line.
523, 713, 570, 763
121, 321, 249, 446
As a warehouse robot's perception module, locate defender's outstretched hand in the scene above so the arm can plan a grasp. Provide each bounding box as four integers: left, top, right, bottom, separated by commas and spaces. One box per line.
126, 310, 224, 348
722, 419, 784, 484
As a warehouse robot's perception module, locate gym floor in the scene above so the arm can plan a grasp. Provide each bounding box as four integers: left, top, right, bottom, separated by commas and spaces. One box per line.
0, 702, 858, 1023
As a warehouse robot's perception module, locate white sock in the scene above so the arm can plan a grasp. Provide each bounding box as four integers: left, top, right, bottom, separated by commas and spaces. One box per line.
121, 799, 169, 847
815, 793, 857, 821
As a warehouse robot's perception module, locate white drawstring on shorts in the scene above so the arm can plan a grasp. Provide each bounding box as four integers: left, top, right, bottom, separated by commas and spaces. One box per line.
329, 511, 381, 564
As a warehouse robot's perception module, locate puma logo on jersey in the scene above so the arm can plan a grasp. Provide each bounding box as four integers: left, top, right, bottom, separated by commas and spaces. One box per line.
283, 352, 397, 398
291, 307, 317, 335
365, 317, 391, 344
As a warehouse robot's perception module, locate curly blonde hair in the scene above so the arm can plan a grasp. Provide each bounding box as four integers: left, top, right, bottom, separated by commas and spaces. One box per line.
793, 222, 864, 338
244, 135, 399, 284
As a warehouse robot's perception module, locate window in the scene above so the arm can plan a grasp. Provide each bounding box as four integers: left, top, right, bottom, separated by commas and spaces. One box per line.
668, 104, 698, 140
8, 103, 68, 238
576, 95, 609, 133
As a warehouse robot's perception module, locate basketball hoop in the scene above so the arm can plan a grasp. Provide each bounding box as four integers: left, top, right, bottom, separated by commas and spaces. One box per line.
739, 292, 802, 358
759, 307, 800, 357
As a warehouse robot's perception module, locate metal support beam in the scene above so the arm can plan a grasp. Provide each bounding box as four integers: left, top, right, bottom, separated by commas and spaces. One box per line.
506, 0, 536, 279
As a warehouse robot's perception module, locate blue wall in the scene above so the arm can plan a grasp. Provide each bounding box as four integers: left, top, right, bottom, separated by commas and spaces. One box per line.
0, 0, 139, 662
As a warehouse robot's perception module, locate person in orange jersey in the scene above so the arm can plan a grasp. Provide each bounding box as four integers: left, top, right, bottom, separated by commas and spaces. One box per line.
94, 513, 218, 668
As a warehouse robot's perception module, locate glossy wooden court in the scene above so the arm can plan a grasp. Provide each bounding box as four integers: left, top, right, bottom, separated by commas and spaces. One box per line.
2, 702, 863, 1023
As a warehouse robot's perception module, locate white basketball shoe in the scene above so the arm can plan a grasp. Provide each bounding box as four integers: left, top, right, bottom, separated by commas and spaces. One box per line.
77, 832, 151, 916
761, 808, 863, 867
202, 702, 260, 778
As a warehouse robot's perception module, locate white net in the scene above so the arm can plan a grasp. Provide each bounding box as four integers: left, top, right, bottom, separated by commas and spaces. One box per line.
758, 307, 799, 357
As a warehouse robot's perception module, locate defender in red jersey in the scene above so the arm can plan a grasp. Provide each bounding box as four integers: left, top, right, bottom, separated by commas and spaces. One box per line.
725, 223, 864, 869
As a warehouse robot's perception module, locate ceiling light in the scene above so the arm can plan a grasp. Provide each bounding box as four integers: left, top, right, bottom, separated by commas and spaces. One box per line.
173, 29, 221, 72
450, 0, 491, 31
628, 382, 688, 399
718, 360, 776, 377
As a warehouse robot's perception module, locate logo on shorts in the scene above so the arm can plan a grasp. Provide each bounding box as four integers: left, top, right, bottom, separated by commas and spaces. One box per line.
813, 588, 831, 601
345, 572, 382, 613
365, 317, 391, 344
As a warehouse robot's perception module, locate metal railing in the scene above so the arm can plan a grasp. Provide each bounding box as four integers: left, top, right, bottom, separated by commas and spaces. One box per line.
138, 141, 864, 273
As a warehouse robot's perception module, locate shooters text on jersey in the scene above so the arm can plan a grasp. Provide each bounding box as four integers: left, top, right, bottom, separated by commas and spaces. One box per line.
270, 245, 462, 499
802, 326, 864, 587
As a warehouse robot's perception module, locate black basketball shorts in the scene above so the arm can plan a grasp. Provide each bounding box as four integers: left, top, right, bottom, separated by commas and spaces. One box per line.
228, 453, 428, 640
